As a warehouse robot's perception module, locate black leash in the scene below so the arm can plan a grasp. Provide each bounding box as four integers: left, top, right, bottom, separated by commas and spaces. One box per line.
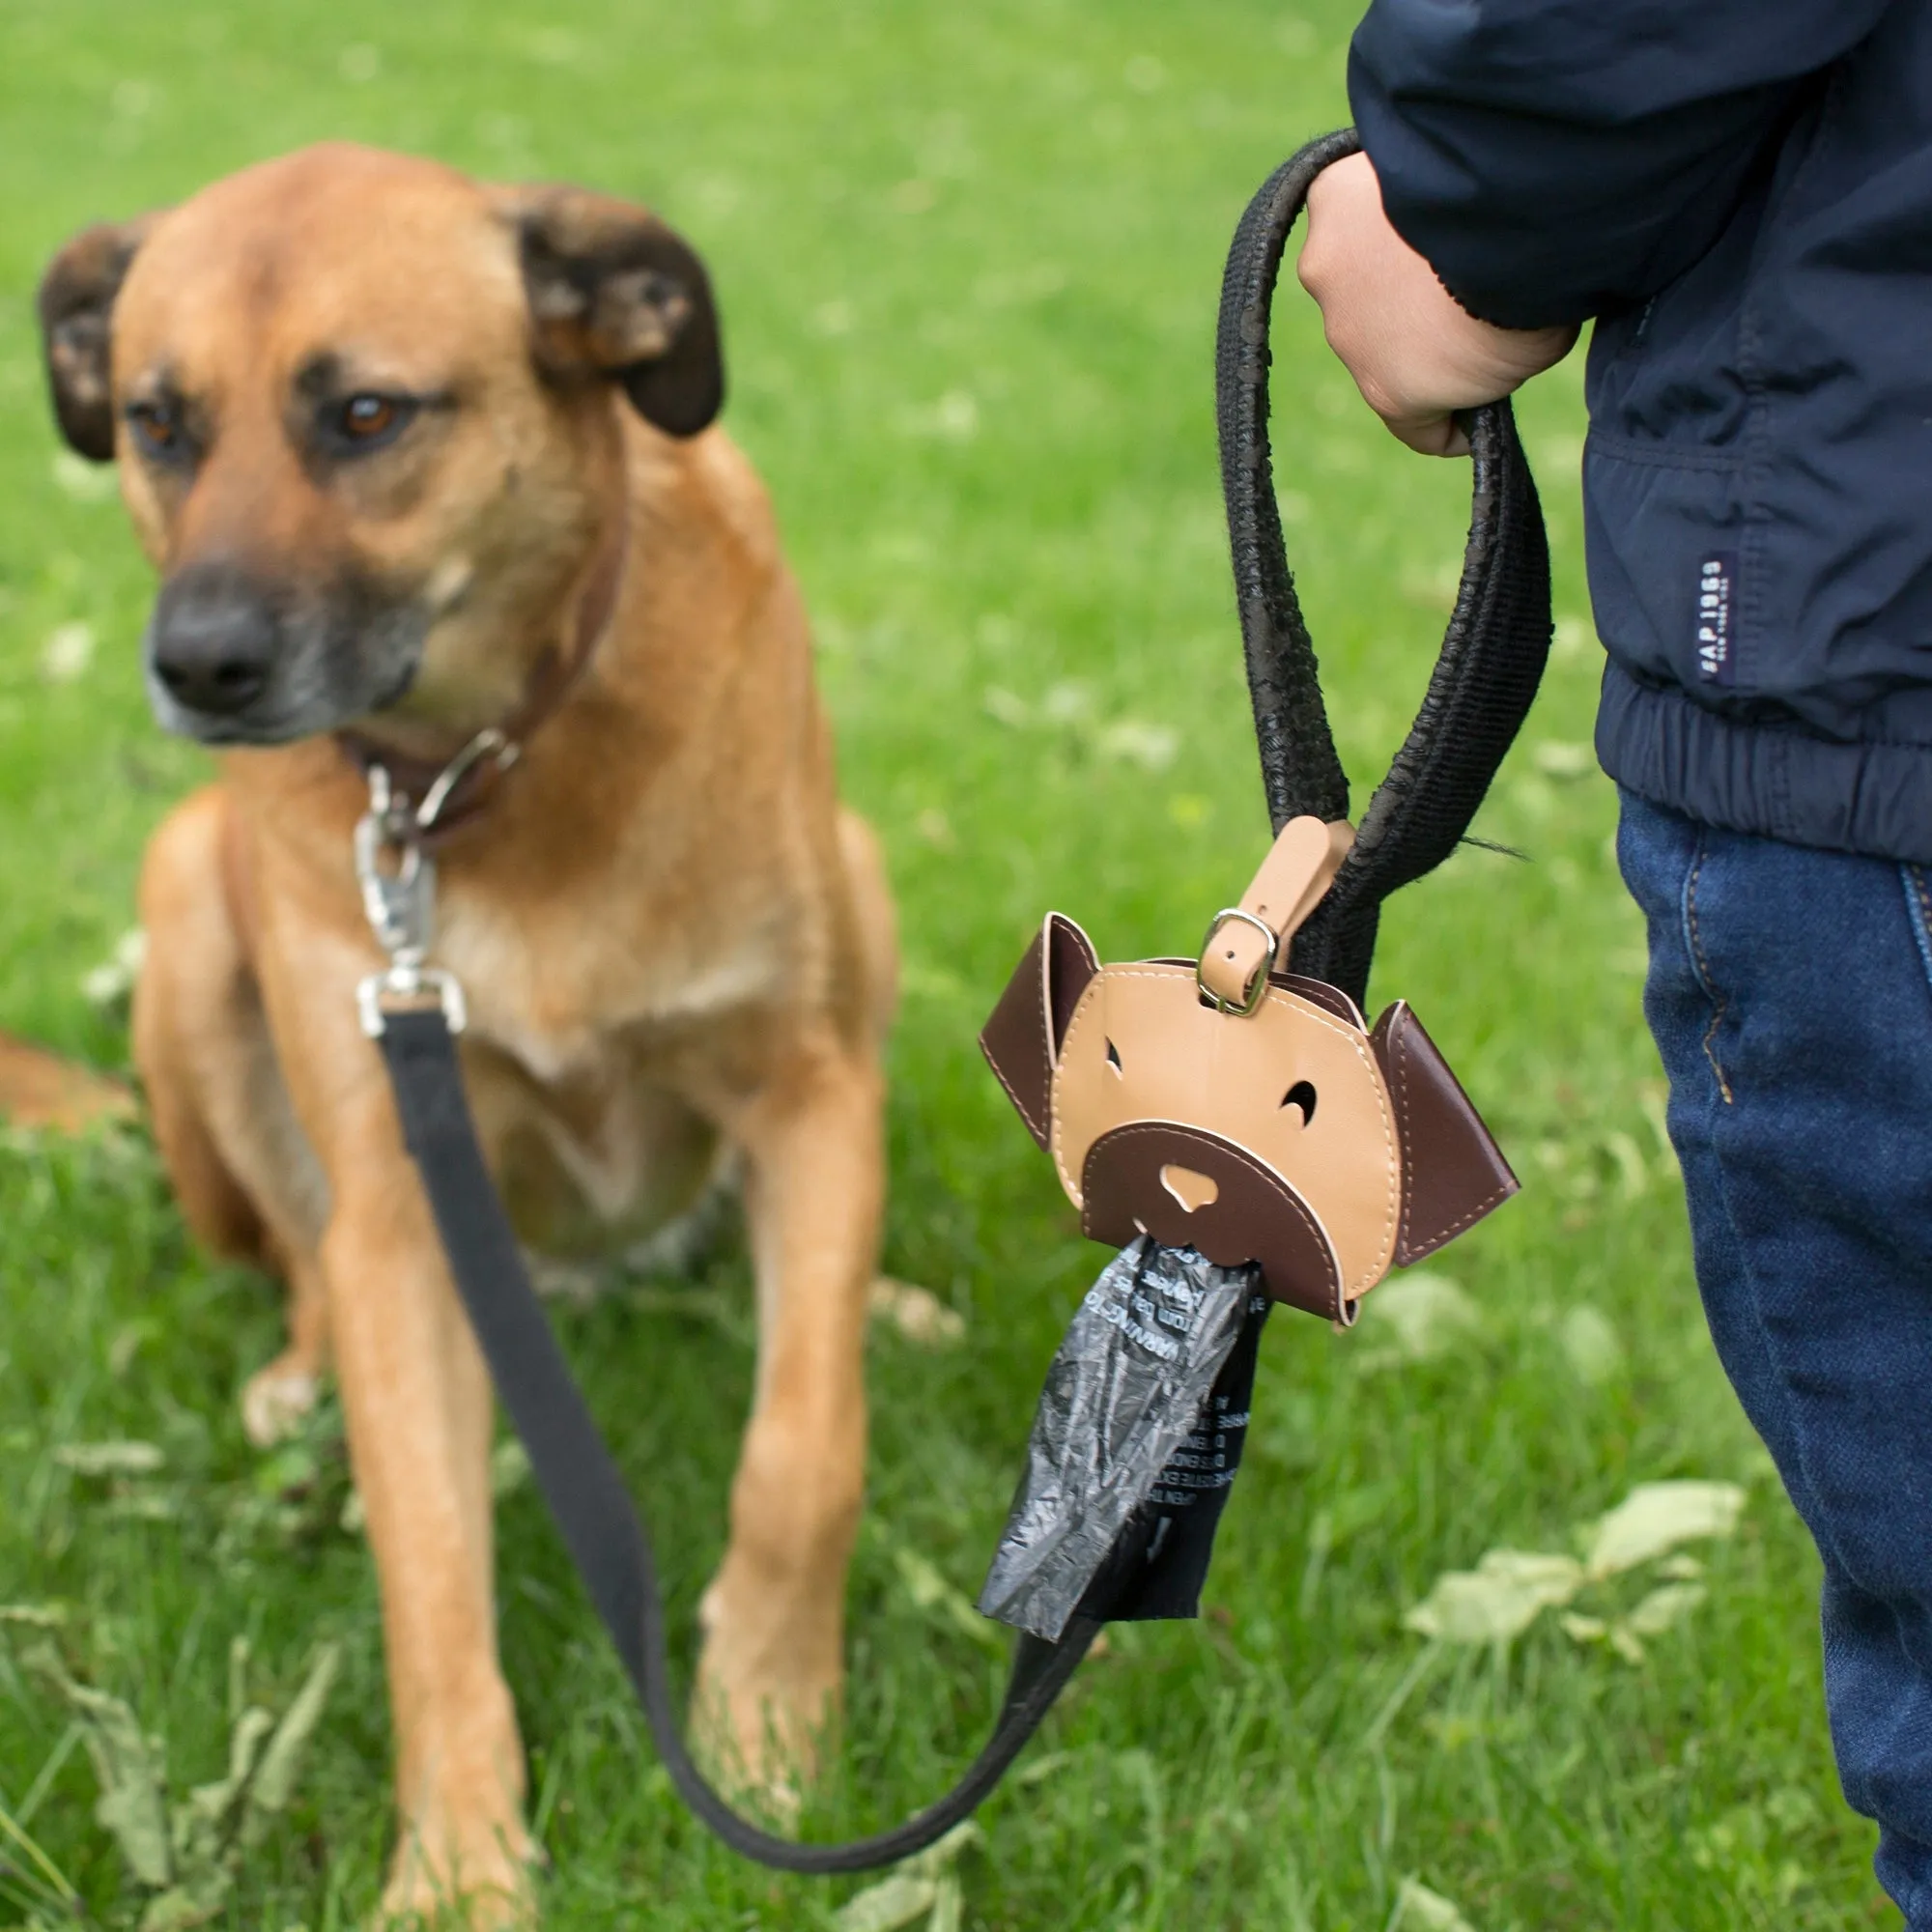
358, 128, 1550, 1871
373, 1007, 1095, 1873
1217, 128, 1551, 1007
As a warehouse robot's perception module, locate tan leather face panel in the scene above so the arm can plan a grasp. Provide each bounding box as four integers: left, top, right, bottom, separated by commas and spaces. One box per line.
1049, 963, 1400, 1301
979, 817, 1519, 1320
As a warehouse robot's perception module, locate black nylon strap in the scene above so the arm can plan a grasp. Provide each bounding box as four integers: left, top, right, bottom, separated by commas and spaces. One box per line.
375, 1007, 1095, 1874
1216, 128, 1552, 1006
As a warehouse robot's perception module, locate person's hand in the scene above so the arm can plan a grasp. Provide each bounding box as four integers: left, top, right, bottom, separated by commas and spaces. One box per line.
1297, 152, 1577, 456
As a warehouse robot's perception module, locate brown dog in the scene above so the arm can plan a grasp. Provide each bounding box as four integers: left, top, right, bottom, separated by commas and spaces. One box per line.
40, 143, 896, 1923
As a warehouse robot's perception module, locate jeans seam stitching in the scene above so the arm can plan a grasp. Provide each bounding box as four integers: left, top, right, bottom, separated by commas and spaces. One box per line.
1682, 839, 1734, 1104
1700, 1094, 1846, 1577
1904, 866, 1932, 1000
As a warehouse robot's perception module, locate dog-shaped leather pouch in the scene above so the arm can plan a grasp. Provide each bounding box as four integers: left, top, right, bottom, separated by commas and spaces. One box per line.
980, 816, 1518, 1324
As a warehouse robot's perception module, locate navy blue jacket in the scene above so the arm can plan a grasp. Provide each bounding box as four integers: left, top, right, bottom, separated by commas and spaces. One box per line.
1350, 1, 1932, 862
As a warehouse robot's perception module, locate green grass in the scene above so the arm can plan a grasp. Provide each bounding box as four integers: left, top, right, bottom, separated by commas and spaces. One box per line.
0, 0, 1890, 1926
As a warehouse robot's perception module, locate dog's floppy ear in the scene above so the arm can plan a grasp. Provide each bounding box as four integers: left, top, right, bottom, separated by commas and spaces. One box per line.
38, 215, 160, 462
1370, 1002, 1519, 1264
980, 914, 1098, 1150
502, 186, 724, 439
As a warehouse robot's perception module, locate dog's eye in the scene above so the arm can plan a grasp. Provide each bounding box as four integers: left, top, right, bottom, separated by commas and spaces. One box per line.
126, 399, 188, 464
1281, 1079, 1318, 1125
344, 395, 395, 438
328, 393, 417, 451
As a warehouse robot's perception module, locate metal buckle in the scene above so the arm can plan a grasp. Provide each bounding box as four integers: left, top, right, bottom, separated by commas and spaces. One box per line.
356, 965, 468, 1039
1195, 907, 1279, 1017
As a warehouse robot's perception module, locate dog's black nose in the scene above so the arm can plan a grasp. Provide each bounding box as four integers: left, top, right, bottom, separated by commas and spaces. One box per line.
150, 566, 277, 716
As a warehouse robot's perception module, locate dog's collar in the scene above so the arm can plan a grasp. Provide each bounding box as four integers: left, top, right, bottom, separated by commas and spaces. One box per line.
336, 508, 630, 848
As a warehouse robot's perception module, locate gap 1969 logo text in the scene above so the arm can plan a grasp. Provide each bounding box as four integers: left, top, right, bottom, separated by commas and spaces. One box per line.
1696, 553, 1736, 687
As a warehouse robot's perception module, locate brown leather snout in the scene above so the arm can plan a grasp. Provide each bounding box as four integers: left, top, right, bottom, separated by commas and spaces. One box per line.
1080, 1122, 1351, 1323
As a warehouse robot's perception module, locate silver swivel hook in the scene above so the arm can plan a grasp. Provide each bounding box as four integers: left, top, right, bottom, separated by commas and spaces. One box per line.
353, 762, 469, 1038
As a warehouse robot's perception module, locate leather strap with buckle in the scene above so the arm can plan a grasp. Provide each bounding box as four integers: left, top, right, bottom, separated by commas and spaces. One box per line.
1197, 815, 1354, 1012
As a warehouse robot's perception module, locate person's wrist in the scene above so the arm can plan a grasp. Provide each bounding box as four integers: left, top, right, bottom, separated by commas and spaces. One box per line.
1297, 152, 1577, 455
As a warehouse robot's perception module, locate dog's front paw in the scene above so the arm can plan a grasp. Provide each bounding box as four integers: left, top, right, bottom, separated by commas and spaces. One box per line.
241, 1353, 323, 1447
380, 1815, 538, 1930
692, 1576, 842, 1808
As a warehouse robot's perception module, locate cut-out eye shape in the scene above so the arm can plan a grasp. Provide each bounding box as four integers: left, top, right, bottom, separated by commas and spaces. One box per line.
126, 399, 189, 465
1281, 1079, 1318, 1124
325, 392, 419, 453
1104, 1038, 1122, 1075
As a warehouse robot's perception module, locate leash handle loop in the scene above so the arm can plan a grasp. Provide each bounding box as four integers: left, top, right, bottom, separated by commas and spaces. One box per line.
1216, 128, 1553, 1005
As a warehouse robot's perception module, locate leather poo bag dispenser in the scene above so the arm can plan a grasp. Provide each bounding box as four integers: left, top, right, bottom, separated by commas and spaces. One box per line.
978, 813, 1517, 1331
357, 126, 1551, 1874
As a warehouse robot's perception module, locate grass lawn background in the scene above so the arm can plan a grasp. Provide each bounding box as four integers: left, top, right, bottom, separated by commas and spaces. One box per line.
0, 0, 1889, 1925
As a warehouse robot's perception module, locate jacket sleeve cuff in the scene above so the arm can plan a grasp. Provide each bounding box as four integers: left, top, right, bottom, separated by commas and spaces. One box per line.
1346, 24, 1812, 327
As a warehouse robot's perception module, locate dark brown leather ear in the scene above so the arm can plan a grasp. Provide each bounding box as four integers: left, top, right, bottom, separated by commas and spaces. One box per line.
979, 913, 1097, 1150
1370, 1001, 1518, 1264
502, 186, 724, 438
38, 215, 160, 462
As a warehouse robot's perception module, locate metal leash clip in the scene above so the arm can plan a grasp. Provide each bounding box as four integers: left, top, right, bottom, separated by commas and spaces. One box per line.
354, 760, 468, 1038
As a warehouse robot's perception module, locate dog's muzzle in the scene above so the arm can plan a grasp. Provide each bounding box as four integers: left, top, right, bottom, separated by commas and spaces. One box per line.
143, 559, 423, 746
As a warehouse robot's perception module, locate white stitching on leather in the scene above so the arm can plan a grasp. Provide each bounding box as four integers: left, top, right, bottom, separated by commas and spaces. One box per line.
981, 1038, 1048, 1145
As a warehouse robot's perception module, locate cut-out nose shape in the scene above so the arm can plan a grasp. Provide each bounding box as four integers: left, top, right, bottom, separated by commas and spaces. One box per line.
1159, 1163, 1220, 1214
150, 566, 277, 716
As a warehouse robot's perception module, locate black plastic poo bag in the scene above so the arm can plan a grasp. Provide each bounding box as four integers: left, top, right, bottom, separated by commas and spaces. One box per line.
980, 1237, 1270, 1642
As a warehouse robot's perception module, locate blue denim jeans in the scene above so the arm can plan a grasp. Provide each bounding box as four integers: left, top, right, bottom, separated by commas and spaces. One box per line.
1617, 790, 1932, 1922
